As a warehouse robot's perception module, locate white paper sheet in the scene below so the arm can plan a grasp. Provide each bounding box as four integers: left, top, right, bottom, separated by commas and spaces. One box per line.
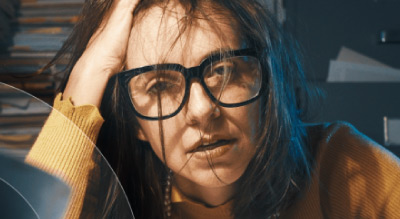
327, 47, 400, 82
327, 60, 400, 82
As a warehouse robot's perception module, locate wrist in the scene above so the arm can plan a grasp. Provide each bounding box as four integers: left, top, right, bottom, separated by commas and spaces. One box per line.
64, 67, 111, 108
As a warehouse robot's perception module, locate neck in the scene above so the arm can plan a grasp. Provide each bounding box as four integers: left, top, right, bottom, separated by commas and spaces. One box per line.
174, 174, 236, 207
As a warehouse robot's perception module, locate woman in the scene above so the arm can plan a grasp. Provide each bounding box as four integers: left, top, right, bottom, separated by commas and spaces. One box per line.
25, 0, 400, 218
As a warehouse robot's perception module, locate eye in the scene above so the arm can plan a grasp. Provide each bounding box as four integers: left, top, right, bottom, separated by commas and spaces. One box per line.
203, 60, 237, 88
147, 81, 177, 94
145, 72, 182, 95
210, 61, 235, 76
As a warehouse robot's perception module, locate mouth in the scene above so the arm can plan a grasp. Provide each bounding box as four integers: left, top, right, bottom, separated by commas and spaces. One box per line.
191, 139, 233, 152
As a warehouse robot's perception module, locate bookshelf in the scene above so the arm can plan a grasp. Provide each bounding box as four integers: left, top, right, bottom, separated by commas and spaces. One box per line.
0, 0, 83, 158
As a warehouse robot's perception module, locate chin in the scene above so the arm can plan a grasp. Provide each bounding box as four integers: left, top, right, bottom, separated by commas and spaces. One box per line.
189, 168, 244, 188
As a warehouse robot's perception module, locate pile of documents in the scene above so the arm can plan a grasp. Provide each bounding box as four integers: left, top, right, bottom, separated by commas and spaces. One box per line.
327, 47, 400, 82
0, 83, 51, 159
0, 0, 82, 100
0, 0, 83, 159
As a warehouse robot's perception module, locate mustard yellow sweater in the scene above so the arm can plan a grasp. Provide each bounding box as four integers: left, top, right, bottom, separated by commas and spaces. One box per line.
25, 94, 400, 218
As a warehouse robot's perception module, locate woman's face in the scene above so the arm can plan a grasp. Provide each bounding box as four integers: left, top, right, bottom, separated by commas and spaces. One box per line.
125, 5, 260, 188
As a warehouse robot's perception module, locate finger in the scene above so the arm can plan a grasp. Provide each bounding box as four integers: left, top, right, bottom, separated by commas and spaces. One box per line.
88, 0, 139, 47
106, 0, 138, 26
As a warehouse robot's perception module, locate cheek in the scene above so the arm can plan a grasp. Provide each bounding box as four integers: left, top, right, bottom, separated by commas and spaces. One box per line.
249, 103, 261, 142
136, 117, 185, 161
136, 120, 163, 158
228, 101, 261, 141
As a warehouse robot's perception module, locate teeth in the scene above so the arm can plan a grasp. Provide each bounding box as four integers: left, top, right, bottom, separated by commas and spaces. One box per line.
190, 139, 232, 153
202, 140, 219, 146
198, 140, 230, 150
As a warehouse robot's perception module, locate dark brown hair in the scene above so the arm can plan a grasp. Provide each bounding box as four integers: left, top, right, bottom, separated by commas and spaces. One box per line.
48, 0, 314, 218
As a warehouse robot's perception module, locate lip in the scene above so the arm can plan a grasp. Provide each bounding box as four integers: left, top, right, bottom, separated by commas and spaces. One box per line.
188, 137, 236, 159
188, 136, 233, 152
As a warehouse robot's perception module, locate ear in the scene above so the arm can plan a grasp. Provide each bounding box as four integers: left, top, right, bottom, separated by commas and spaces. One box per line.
136, 127, 148, 141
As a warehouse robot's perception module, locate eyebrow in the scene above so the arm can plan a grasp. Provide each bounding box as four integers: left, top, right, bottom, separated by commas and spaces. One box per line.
123, 47, 240, 71
199, 47, 240, 62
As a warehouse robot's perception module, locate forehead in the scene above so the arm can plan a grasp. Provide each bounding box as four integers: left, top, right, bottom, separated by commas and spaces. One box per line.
125, 4, 240, 69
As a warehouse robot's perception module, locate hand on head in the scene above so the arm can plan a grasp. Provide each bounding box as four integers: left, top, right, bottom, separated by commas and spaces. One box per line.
64, 0, 139, 107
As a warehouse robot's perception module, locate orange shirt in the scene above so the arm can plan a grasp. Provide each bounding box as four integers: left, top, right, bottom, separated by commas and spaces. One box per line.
26, 94, 400, 218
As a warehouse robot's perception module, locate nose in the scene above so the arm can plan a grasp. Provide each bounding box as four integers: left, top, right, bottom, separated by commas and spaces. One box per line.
185, 82, 220, 125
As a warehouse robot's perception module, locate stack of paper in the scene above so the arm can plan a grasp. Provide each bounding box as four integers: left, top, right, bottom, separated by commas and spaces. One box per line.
0, 0, 84, 103
327, 47, 400, 82
0, 83, 51, 159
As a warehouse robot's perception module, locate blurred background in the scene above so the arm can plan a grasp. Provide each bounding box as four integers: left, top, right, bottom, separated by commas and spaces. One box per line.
0, 0, 399, 156
0, 0, 82, 159
283, 0, 400, 156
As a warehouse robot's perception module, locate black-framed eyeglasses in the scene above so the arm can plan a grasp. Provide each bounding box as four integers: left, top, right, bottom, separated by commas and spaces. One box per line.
118, 48, 265, 120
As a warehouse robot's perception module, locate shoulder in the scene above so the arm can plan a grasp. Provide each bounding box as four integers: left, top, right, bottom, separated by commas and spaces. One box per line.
306, 121, 400, 182
306, 121, 400, 169
304, 122, 400, 217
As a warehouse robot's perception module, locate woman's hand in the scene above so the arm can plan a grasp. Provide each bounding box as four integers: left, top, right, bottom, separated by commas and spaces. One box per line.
63, 0, 139, 107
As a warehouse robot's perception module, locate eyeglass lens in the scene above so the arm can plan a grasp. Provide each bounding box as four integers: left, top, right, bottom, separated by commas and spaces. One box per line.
128, 56, 262, 118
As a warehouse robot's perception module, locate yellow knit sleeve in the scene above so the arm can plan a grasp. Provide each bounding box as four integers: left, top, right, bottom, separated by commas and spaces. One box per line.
25, 93, 105, 219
